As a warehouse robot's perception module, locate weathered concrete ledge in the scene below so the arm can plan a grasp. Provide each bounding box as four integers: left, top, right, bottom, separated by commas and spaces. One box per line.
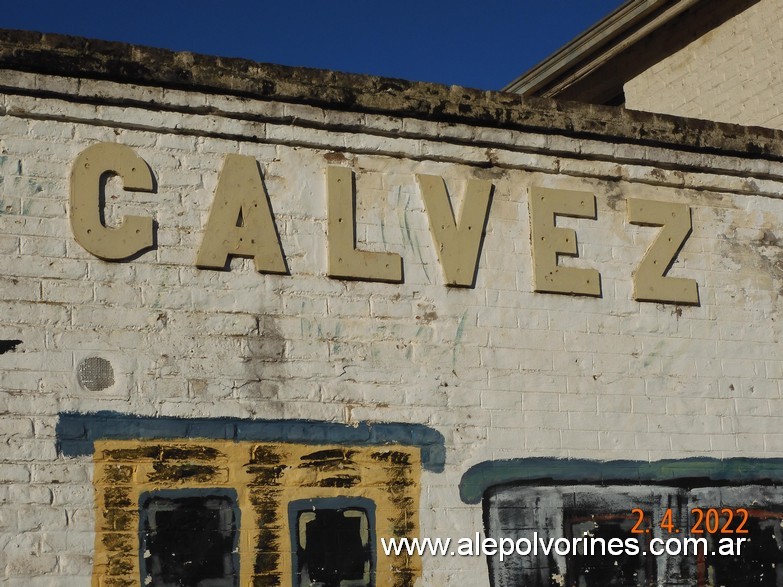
1, 28, 782, 161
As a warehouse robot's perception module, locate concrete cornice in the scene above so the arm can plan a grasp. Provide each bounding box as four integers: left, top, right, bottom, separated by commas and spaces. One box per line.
0, 29, 782, 161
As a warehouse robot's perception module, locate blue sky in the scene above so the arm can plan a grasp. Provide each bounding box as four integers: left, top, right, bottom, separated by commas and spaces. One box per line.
2, 0, 626, 90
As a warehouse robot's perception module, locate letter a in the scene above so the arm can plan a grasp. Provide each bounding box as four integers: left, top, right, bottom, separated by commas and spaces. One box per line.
196, 154, 286, 273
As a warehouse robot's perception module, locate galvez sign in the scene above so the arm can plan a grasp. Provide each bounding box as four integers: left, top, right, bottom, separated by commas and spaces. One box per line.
70, 143, 699, 305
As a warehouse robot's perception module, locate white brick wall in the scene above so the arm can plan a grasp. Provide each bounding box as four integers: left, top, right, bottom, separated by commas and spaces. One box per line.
625, 0, 783, 129
2, 64, 783, 584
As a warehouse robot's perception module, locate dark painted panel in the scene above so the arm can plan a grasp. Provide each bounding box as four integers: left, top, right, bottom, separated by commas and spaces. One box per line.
139, 488, 240, 587
482, 478, 783, 587
288, 497, 376, 587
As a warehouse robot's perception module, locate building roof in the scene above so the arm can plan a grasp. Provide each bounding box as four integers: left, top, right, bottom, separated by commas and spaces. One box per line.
0, 28, 781, 160
504, 0, 761, 104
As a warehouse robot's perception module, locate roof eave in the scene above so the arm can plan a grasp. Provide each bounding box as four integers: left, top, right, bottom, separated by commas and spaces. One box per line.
503, 0, 700, 97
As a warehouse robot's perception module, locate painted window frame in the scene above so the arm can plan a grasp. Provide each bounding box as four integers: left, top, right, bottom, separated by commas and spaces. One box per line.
461, 458, 783, 587
139, 488, 241, 587
288, 496, 377, 587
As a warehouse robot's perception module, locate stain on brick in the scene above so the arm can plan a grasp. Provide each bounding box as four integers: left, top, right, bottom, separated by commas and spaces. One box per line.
106, 555, 134, 576
103, 508, 134, 532
103, 446, 162, 462
103, 487, 132, 509
102, 578, 134, 587
147, 462, 220, 483
299, 448, 358, 471
315, 474, 360, 488
246, 464, 288, 486
102, 464, 133, 484
249, 445, 285, 464
160, 446, 223, 461
101, 532, 132, 551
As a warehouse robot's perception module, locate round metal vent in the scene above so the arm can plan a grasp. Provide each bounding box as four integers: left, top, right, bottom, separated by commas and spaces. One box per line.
77, 357, 115, 391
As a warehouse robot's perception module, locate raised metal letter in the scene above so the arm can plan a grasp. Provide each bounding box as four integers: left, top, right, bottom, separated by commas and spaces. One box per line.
70, 143, 154, 260
417, 174, 492, 287
628, 198, 698, 304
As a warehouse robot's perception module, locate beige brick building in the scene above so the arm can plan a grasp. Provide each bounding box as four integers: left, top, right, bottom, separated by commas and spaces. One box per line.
2, 4, 783, 584
625, 0, 783, 129
508, 0, 783, 129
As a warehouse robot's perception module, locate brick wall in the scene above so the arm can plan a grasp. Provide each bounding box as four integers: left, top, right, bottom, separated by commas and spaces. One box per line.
3, 31, 783, 585
625, 0, 783, 129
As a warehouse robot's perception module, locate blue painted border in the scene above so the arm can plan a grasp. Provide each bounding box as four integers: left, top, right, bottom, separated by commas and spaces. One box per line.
459, 457, 783, 504
56, 411, 445, 472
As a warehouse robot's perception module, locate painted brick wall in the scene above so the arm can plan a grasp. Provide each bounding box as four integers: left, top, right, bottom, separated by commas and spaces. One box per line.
2, 32, 783, 586
625, 0, 783, 129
